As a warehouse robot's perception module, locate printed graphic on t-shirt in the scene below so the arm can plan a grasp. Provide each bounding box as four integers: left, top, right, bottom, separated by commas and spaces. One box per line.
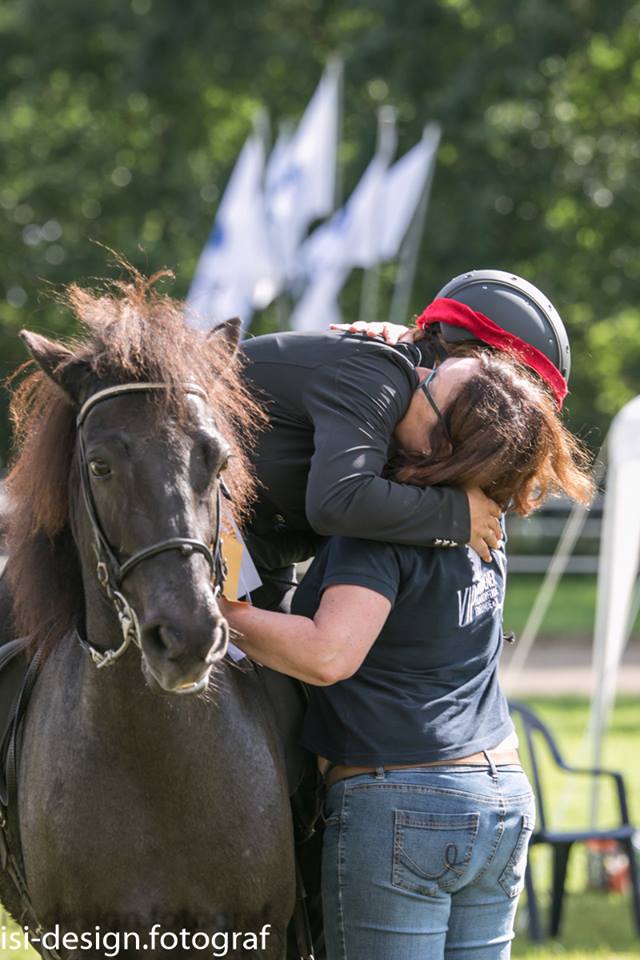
457, 548, 505, 627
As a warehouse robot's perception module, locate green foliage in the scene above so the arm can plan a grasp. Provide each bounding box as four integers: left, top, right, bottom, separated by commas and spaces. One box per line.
2, 0, 640, 463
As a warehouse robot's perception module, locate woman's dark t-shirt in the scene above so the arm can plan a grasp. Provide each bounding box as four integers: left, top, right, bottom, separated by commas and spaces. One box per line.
292, 535, 514, 765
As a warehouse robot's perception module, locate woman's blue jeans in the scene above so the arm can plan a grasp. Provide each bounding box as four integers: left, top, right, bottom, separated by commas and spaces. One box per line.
321, 764, 535, 960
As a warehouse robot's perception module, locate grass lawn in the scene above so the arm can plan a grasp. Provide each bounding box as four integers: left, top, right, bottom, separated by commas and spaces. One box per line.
504, 575, 640, 639
1, 696, 638, 959
512, 696, 640, 960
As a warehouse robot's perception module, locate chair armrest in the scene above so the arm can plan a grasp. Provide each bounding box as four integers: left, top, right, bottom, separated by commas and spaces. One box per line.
554, 763, 631, 824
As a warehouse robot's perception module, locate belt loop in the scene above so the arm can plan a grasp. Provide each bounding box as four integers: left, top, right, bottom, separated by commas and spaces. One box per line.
484, 750, 498, 780
375, 766, 386, 781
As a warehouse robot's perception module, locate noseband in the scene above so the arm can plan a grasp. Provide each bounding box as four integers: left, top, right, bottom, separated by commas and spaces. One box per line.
75, 382, 228, 692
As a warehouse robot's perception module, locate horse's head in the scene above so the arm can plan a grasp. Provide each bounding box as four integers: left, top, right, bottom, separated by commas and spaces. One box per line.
18, 314, 250, 695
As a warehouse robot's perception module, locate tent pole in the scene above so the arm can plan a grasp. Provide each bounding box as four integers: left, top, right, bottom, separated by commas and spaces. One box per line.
505, 447, 607, 686
586, 399, 640, 826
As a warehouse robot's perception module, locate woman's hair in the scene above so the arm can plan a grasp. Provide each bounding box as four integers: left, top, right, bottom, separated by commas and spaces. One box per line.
389, 350, 594, 514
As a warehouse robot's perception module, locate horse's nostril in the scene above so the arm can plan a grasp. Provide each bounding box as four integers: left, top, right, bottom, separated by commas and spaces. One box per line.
206, 620, 228, 663
143, 623, 182, 661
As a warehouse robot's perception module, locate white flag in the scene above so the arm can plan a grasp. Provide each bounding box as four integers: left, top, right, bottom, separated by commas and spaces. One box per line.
265, 61, 341, 281
379, 123, 441, 260
298, 153, 390, 276
298, 122, 440, 281
289, 268, 348, 331
187, 134, 281, 329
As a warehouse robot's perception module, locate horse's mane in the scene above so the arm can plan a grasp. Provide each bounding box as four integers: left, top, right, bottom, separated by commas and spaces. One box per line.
4, 268, 267, 655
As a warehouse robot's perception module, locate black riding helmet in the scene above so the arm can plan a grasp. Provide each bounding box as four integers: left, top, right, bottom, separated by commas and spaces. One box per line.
431, 269, 571, 381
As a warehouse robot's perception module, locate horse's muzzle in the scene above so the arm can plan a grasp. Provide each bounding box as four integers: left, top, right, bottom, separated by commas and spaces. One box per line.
140, 616, 228, 694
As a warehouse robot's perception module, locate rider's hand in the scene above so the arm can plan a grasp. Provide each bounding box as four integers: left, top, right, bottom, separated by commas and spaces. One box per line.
465, 486, 503, 563
329, 320, 413, 345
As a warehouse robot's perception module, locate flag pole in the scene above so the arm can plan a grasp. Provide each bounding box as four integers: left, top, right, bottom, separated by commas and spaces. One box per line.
359, 106, 397, 322
388, 123, 440, 325
329, 55, 344, 210
252, 105, 270, 149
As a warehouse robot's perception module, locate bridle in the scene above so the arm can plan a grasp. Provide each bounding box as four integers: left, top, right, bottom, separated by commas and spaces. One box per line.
75, 382, 228, 693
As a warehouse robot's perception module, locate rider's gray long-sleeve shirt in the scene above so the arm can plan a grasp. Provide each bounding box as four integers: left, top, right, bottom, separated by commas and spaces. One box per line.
241, 331, 470, 571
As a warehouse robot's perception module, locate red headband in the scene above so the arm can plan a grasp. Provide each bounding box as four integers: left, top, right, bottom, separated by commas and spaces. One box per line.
416, 297, 568, 408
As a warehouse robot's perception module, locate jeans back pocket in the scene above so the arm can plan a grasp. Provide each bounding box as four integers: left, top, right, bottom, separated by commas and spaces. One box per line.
392, 809, 480, 897
497, 813, 535, 897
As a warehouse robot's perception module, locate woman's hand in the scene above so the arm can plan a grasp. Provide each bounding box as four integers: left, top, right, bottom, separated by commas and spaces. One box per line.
330, 320, 414, 345
219, 596, 245, 629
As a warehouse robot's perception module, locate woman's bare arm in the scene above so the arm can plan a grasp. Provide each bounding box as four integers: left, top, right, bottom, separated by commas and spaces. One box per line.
219, 585, 391, 686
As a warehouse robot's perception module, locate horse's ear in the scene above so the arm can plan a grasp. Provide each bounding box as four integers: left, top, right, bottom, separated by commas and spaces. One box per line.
208, 317, 242, 357
20, 330, 90, 404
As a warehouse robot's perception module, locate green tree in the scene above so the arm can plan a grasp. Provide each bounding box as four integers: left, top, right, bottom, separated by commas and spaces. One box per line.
1, 0, 639, 462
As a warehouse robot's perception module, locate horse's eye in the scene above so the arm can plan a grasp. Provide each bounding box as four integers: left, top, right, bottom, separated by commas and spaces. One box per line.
89, 459, 111, 478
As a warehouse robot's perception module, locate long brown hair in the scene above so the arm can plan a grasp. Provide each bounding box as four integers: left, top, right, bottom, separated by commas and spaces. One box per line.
390, 350, 594, 514
5, 268, 267, 652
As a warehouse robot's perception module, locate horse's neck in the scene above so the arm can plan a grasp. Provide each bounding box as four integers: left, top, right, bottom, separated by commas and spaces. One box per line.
73, 569, 275, 798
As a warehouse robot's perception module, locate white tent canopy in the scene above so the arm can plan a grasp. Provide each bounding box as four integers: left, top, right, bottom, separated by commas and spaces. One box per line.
589, 394, 640, 817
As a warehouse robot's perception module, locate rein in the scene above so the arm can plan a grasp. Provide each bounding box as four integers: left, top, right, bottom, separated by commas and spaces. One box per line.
75, 382, 229, 692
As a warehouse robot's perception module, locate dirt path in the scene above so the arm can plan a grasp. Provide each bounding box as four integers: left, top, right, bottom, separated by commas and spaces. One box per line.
501, 638, 640, 696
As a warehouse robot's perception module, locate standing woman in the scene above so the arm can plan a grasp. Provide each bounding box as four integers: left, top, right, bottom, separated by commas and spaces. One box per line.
220, 349, 593, 960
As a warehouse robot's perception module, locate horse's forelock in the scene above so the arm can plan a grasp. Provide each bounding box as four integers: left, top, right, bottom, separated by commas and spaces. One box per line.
63, 273, 264, 520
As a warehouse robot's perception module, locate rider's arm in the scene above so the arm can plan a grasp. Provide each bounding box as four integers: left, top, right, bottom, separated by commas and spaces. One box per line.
303, 350, 471, 547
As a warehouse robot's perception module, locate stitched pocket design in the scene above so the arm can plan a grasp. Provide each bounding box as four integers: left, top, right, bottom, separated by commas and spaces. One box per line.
392, 809, 480, 897
497, 813, 535, 897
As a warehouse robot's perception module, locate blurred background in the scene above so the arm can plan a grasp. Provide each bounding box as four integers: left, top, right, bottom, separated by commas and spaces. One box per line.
1, 1, 640, 958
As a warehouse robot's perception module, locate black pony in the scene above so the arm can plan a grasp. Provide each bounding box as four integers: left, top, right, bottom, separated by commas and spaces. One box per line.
1, 273, 294, 958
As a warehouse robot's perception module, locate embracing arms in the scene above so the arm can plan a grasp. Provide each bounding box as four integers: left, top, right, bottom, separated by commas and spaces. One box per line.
303, 350, 499, 561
